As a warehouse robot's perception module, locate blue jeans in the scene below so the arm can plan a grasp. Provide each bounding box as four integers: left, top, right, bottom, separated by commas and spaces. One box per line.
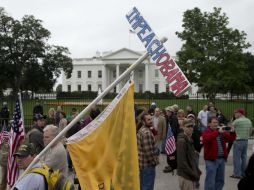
233, 140, 248, 177
140, 167, 156, 190
204, 159, 225, 190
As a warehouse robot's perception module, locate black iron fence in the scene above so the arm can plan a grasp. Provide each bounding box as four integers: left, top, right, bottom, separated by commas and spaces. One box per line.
0, 92, 253, 131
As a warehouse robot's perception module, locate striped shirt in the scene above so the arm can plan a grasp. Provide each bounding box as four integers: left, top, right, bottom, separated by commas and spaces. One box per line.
137, 126, 158, 170
233, 117, 252, 140
217, 134, 224, 158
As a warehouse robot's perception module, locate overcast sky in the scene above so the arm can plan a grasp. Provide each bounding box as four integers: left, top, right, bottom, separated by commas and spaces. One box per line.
1, 0, 254, 59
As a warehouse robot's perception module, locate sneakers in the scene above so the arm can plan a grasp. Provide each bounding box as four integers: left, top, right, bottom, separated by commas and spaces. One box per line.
230, 175, 242, 179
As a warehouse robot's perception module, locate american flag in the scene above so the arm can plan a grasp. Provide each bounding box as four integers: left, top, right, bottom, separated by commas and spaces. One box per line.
165, 127, 176, 155
0, 124, 10, 145
7, 96, 25, 187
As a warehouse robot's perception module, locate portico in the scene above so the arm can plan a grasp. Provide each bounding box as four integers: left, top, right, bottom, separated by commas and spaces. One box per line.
62, 48, 168, 93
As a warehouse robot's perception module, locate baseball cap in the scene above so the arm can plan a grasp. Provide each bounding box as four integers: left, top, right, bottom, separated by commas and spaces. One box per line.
165, 106, 174, 112
187, 114, 195, 119
13, 143, 35, 157
34, 114, 47, 121
234, 108, 245, 115
183, 119, 194, 128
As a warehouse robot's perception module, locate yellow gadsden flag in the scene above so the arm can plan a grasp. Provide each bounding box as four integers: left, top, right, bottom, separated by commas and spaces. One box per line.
67, 82, 140, 190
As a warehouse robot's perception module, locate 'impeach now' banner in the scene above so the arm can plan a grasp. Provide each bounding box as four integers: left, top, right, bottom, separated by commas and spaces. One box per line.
126, 7, 191, 96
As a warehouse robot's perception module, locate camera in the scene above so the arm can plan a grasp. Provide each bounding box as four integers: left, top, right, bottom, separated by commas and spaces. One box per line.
217, 125, 231, 131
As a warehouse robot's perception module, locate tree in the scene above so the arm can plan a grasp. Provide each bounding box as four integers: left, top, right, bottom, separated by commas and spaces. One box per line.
176, 7, 251, 96
56, 84, 62, 93
243, 52, 254, 92
0, 7, 72, 96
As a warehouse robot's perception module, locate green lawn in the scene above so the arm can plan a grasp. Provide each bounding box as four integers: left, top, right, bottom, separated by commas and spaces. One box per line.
1, 98, 253, 127
152, 99, 254, 122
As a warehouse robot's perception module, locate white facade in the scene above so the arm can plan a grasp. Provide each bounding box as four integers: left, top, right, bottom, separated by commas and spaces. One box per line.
62, 48, 196, 94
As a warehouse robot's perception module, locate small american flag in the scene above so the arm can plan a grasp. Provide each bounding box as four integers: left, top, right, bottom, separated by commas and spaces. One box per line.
0, 125, 10, 145
7, 95, 25, 187
165, 127, 176, 155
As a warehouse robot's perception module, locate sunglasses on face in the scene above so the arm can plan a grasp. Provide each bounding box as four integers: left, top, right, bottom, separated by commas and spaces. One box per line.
186, 125, 194, 128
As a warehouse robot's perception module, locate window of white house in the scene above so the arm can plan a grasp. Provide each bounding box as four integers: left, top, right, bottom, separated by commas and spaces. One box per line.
98, 84, 102, 91
113, 70, 116, 78
138, 70, 143, 78
98, 70, 102, 78
67, 85, 71, 92
77, 71, 81, 78
77, 85, 81, 92
88, 71, 92, 78
155, 70, 159, 78
155, 84, 159, 94
88, 84, 92, 91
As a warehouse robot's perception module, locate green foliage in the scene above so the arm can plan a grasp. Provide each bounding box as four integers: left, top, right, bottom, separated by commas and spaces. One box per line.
0, 7, 73, 95
176, 7, 251, 95
56, 84, 62, 93
243, 52, 254, 91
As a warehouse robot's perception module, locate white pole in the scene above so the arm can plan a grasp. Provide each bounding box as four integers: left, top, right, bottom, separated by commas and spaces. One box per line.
18, 93, 25, 134
12, 37, 168, 188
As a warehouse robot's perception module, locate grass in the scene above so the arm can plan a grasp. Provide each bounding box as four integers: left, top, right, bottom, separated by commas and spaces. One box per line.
1, 98, 253, 127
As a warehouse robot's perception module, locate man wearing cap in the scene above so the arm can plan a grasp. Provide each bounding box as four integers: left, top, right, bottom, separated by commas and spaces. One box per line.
202, 116, 236, 190
231, 108, 252, 179
163, 106, 179, 173
177, 119, 201, 190
187, 114, 202, 188
26, 114, 46, 154
13, 143, 45, 190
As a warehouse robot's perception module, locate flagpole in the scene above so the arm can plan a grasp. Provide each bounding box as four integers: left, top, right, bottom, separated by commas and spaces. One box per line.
12, 37, 168, 188
18, 93, 25, 134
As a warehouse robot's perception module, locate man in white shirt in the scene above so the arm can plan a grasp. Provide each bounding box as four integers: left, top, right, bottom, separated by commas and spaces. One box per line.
198, 105, 208, 132
13, 143, 45, 190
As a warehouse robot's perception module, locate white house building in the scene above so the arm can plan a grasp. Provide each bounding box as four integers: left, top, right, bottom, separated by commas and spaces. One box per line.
62, 48, 197, 94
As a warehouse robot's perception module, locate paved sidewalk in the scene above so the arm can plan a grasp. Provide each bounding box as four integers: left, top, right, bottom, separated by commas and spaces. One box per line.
155, 139, 254, 190
1, 140, 253, 190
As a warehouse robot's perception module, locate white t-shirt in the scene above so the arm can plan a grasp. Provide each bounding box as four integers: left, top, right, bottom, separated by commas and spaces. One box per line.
198, 110, 208, 127
15, 164, 45, 190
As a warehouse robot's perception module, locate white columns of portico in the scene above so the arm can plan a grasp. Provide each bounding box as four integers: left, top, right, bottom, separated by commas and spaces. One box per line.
145, 63, 149, 91
102, 64, 107, 91
116, 64, 120, 93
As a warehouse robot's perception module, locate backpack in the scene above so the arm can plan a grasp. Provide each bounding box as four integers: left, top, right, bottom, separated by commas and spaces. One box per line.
28, 162, 74, 190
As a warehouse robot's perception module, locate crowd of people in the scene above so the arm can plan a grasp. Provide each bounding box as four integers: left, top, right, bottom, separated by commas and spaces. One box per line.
0, 100, 253, 190
135, 102, 253, 190
0, 101, 101, 190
